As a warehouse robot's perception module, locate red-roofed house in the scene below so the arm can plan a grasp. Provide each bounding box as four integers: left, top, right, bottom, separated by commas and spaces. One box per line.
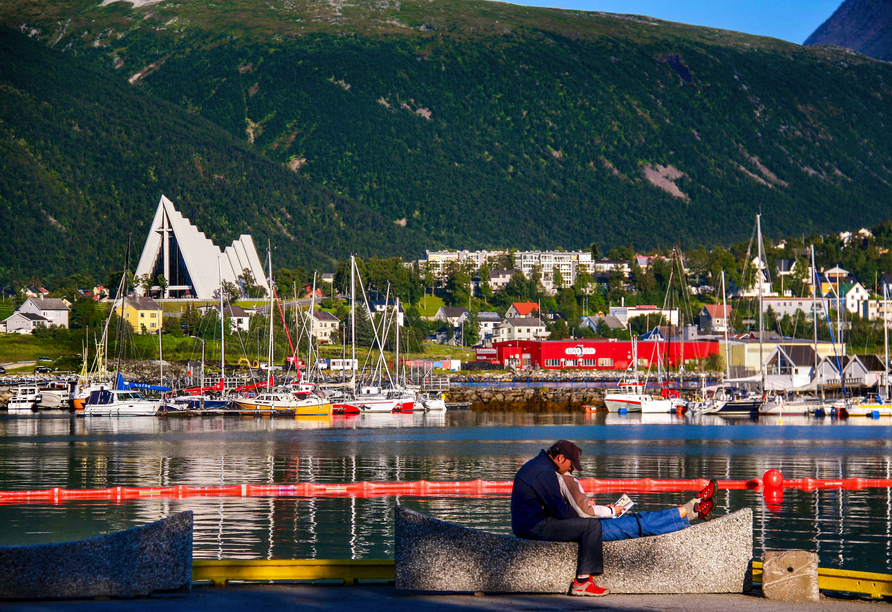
700, 304, 732, 333
505, 302, 539, 318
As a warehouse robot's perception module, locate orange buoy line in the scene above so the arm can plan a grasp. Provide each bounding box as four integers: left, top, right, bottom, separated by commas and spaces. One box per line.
0, 473, 891, 505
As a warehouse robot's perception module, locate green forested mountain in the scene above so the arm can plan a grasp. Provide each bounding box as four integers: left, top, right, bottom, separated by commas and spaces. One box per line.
2, 0, 892, 284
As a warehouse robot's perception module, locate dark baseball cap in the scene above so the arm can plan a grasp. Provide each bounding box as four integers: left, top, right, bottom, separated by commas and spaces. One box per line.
549, 440, 582, 472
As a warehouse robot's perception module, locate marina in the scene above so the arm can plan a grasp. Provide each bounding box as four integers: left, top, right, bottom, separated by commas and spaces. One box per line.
0, 410, 891, 576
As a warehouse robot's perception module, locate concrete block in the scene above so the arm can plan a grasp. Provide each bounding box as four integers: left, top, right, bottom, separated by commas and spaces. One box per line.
0, 511, 193, 599
761, 550, 820, 602
395, 506, 753, 594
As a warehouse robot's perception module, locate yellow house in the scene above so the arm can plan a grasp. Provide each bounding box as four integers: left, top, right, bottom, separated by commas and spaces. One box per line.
120, 297, 162, 334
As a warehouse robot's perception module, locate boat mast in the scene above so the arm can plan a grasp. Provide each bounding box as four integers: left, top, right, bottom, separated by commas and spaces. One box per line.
267, 246, 274, 391
351, 255, 356, 392
885, 280, 890, 400
811, 245, 820, 397
722, 271, 730, 382
219, 255, 224, 385
757, 214, 765, 395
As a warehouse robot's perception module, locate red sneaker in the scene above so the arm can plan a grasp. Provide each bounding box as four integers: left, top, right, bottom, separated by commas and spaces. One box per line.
570, 576, 610, 597
696, 497, 715, 521
698, 478, 718, 501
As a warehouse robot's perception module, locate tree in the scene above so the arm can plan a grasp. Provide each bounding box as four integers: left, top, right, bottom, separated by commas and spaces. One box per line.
213, 280, 241, 305
155, 274, 168, 297
464, 310, 481, 346
444, 261, 471, 307
552, 265, 564, 291
70, 297, 104, 330
238, 268, 264, 298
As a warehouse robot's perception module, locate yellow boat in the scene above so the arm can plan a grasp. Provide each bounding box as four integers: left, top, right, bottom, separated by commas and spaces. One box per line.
233, 390, 332, 416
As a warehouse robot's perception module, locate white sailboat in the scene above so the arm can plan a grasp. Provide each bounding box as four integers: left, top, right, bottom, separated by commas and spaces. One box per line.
604, 338, 673, 413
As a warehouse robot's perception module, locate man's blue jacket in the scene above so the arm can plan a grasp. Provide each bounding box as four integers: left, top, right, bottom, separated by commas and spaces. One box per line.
511, 449, 579, 536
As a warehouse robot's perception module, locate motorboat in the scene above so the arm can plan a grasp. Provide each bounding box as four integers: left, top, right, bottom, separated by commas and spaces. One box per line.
415, 392, 447, 412
603, 381, 673, 413
37, 380, 74, 410
6, 386, 41, 413
233, 389, 332, 415
81, 389, 162, 416
837, 394, 892, 417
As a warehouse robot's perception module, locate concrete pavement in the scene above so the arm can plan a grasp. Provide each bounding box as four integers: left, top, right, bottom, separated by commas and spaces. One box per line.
1, 584, 888, 611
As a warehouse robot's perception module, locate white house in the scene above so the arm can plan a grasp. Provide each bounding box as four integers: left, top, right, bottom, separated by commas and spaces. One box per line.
493, 317, 548, 343
3, 312, 51, 334
824, 282, 869, 315
18, 297, 70, 329
699, 304, 732, 333
310, 310, 340, 343
433, 306, 469, 327
477, 311, 503, 339
198, 304, 252, 332
609, 305, 678, 327
762, 296, 824, 320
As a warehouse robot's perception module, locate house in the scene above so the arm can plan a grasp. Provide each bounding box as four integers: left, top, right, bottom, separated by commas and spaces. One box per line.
3, 312, 51, 334
303, 286, 325, 299
824, 282, 869, 315
764, 345, 820, 388
488, 269, 519, 291
492, 317, 548, 343
197, 304, 252, 332
433, 306, 469, 327
856, 354, 888, 388
120, 297, 163, 334
477, 311, 503, 339
18, 297, 70, 329
580, 315, 625, 332
369, 300, 404, 326
505, 302, 539, 318
609, 305, 678, 327
699, 304, 732, 333
762, 296, 824, 320
20, 285, 49, 299
310, 310, 340, 343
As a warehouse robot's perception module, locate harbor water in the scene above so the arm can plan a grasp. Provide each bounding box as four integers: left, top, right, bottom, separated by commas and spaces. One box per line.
0, 411, 890, 574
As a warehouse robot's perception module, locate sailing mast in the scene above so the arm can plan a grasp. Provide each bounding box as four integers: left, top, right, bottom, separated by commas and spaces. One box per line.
350, 255, 356, 393
885, 280, 889, 400
267, 247, 274, 391
811, 245, 820, 398
756, 214, 765, 396
219, 255, 225, 386
722, 271, 730, 382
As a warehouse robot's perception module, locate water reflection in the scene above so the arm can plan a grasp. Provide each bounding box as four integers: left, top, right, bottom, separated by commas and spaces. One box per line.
0, 411, 891, 573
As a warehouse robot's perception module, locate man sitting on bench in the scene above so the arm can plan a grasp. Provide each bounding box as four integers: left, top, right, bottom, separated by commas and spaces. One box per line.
511, 440, 717, 597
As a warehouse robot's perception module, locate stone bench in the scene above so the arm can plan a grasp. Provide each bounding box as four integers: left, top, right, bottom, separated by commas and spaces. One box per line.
395, 505, 752, 594
0, 511, 193, 599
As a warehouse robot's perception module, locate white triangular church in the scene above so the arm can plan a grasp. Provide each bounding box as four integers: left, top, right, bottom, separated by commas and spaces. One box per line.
134, 195, 270, 300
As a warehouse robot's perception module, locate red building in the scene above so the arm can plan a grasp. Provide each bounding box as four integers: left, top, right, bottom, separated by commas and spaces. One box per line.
475, 339, 720, 371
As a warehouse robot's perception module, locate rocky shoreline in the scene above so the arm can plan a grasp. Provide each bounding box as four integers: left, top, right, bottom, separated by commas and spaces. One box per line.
444, 387, 604, 412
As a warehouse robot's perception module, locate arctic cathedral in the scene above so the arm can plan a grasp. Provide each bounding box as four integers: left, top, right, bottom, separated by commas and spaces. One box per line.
134, 195, 270, 300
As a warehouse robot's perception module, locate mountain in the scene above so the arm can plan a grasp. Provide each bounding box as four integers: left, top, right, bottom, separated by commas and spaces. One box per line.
0, 26, 430, 283
805, 0, 892, 61
3, 0, 892, 284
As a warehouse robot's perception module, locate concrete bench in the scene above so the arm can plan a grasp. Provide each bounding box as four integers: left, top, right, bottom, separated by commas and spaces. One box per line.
395, 505, 752, 594
0, 511, 193, 599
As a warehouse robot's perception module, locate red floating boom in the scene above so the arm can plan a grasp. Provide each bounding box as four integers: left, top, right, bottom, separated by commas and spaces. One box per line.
0, 476, 889, 505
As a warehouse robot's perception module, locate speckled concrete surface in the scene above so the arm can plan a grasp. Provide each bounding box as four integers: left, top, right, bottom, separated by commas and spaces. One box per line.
1, 584, 885, 612
0, 511, 193, 598
395, 505, 752, 594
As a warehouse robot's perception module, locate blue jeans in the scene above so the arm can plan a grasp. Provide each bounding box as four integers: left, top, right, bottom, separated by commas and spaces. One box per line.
521, 508, 689, 576
601, 507, 690, 541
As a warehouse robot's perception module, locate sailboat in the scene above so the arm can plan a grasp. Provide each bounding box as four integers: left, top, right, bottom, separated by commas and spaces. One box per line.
759, 244, 827, 415
844, 280, 892, 416
603, 337, 673, 412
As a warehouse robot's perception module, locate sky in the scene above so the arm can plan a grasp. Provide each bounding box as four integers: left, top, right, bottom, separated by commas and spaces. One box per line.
508, 0, 844, 44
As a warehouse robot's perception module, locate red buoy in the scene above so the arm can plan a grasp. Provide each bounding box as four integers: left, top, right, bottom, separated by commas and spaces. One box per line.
763, 469, 784, 488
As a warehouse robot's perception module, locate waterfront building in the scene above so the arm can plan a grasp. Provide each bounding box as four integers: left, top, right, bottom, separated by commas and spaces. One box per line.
118, 296, 162, 334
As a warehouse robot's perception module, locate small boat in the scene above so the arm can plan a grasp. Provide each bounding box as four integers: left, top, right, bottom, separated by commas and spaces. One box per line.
7, 386, 41, 413
837, 394, 892, 417
415, 392, 447, 412
233, 389, 331, 415
37, 380, 74, 410
81, 389, 162, 417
